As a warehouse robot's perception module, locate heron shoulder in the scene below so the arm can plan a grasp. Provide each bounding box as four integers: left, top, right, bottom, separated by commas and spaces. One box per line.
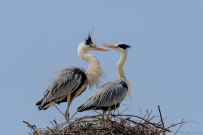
90, 78, 128, 97
111, 78, 128, 89
56, 66, 85, 75
45, 66, 87, 94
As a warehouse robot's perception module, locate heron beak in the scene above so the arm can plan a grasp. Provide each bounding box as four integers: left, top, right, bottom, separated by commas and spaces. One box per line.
102, 42, 117, 49
93, 46, 110, 51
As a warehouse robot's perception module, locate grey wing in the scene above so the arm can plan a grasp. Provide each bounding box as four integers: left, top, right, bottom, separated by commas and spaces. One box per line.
77, 78, 128, 112
37, 66, 87, 110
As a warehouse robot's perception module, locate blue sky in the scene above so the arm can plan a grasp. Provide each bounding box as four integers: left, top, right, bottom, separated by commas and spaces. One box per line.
0, 1, 202, 134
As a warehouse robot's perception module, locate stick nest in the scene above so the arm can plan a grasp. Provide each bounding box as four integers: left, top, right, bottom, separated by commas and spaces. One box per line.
23, 106, 186, 135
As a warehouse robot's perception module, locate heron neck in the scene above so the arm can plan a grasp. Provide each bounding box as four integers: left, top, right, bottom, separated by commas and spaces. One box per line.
117, 51, 129, 84
78, 50, 103, 89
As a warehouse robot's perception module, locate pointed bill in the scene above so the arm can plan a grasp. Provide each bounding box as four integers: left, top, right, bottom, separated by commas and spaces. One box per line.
93, 46, 110, 51
102, 42, 117, 49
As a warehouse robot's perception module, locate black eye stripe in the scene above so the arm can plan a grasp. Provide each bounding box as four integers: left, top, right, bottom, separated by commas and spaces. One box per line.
118, 44, 131, 49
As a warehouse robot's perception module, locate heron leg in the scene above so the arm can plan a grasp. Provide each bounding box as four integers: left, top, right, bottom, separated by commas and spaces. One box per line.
65, 95, 72, 122
107, 106, 112, 120
100, 110, 107, 128
102, 110, 107, 120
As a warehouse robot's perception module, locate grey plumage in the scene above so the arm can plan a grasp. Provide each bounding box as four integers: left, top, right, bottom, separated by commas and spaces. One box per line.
36, 35, 109, 122
77, 78, 128, 112
37, 66, 87, 110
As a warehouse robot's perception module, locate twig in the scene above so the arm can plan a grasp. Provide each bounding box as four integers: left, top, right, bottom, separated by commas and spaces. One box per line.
121, 103, 132, 109
23, 121, 40, 135
138, 105, 143, 117
165, 120, 186, 129
119, 108, 128, 115
158, 105, 164, 128
94, 110, 102, 115
175, 118, 185, 134
54, 105, 64, 116
185, 120, 201, 126
158, 105, 165, 135
70, 111, 78, 120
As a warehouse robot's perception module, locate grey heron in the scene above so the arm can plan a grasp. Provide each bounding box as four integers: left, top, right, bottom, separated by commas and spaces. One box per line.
77, 42, 132, 118
36, 34, 109, 122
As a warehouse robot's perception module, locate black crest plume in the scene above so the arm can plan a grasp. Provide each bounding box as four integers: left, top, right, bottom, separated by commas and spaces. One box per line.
118, 43, 132, 49
85, 34, 93, 45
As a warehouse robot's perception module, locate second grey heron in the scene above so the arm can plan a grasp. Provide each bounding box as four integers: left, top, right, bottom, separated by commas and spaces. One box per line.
77, 42, 132, 118
36, 34, 109, 122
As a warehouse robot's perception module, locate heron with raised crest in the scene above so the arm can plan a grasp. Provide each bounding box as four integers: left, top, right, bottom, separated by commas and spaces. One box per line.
36, 35, 109, 122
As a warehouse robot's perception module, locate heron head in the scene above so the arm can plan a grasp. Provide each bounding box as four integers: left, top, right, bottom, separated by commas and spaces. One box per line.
79, 34, 110, 52
102, 42, 131, 53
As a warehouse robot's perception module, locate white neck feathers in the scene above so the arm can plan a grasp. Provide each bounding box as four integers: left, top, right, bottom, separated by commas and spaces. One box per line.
78, 47, 104, 89
117, 50, 128, 83
117, 50, 135, 95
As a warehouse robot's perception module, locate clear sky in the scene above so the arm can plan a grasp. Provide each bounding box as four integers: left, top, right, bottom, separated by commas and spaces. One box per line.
0, 1, 202, 134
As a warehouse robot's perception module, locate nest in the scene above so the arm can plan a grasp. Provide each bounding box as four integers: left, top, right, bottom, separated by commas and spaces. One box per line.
24, 106, 187, 135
